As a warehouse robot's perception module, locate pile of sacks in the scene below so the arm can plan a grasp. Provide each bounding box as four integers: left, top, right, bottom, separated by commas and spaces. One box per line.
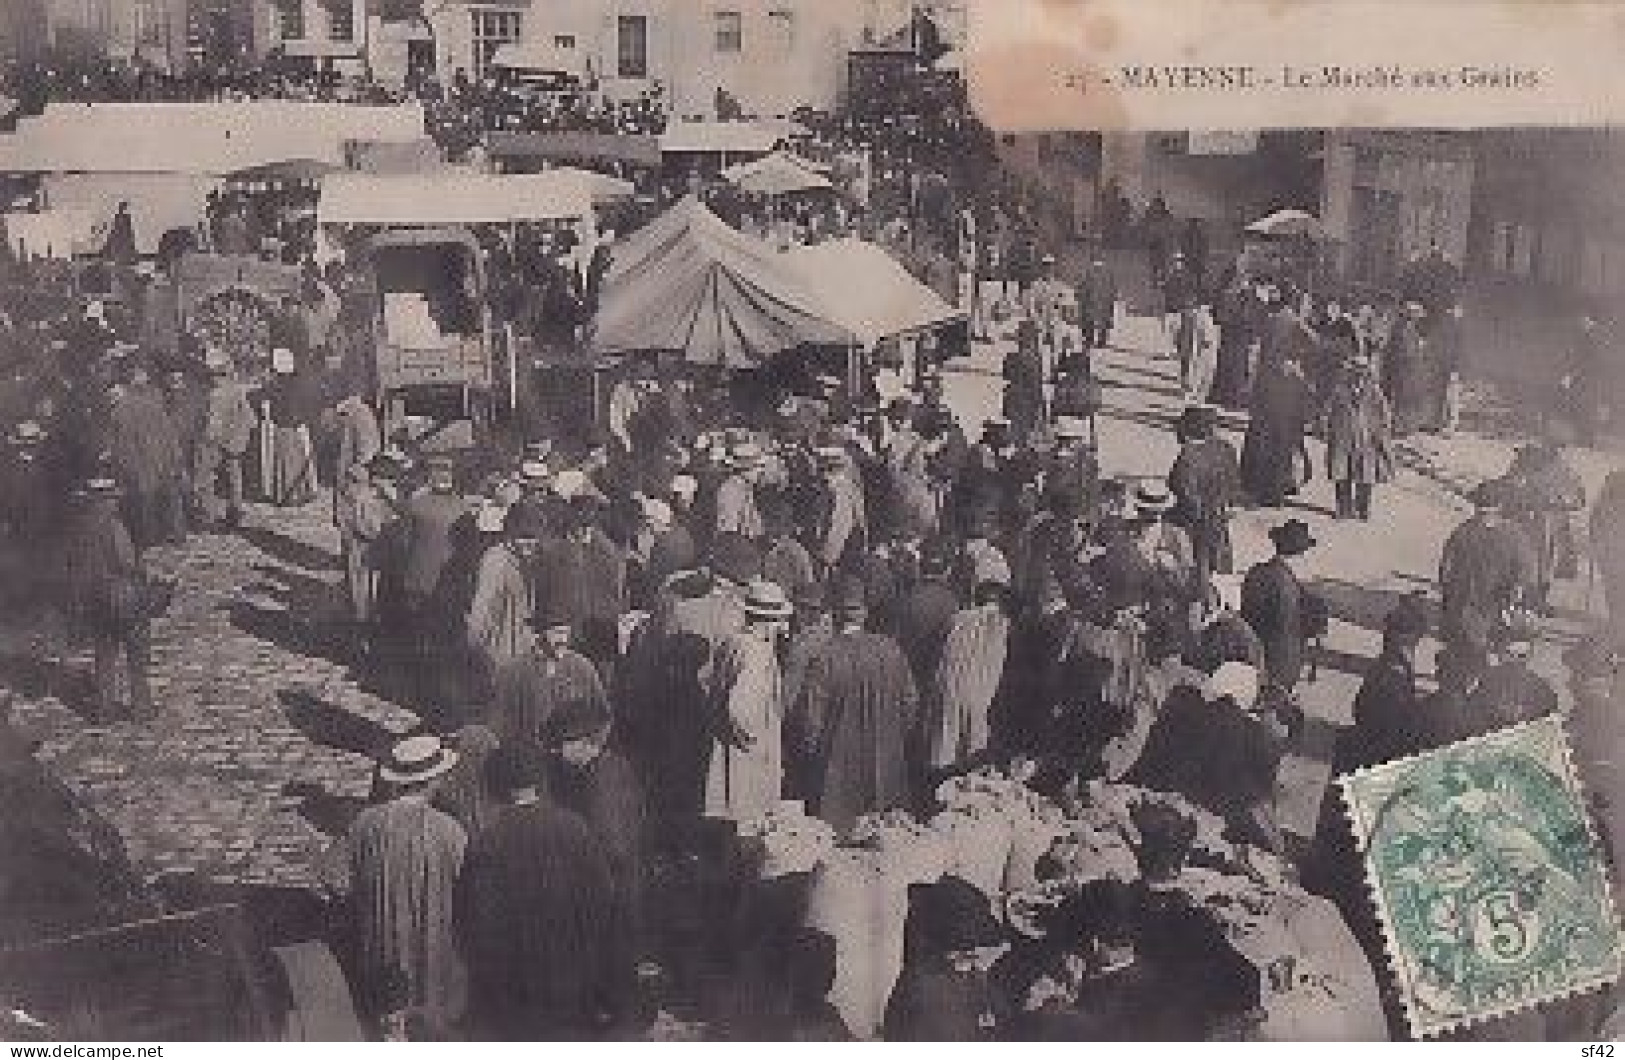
738, 769, 1383, 1040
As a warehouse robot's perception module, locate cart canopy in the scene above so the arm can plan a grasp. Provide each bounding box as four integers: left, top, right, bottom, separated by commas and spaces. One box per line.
318, 172, 594, 226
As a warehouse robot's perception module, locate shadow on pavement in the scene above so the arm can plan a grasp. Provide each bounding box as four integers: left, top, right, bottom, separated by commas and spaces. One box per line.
276, 688, 397, 761
225, 598, 354, 675
0, 651, 96, 717
238, 525, 341, 575
284, 778, 371, 839
1310, 578, 1436, 639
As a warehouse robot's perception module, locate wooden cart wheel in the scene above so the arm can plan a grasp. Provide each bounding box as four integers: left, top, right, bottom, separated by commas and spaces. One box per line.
190, 289, 274, 385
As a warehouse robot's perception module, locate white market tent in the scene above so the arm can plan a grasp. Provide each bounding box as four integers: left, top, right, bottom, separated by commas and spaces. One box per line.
0, 101, 426, 175
0, 101, 427, 255
723, 150, 833, 197
594, 195, 855, 368
783, 237, 964, 350
542, 166, 636, 205
658, 121, 785, 158
318, 172, 596, 227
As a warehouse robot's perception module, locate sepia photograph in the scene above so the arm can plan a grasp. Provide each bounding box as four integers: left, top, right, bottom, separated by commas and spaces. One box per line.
0, 0, 1619, 1045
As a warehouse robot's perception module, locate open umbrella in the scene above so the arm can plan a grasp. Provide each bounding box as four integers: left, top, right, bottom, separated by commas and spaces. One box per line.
1244, 209, 1326, 240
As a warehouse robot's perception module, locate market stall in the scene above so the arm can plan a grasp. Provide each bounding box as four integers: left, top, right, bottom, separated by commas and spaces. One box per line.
592, 195, 853, 371
782, 236, 965, 394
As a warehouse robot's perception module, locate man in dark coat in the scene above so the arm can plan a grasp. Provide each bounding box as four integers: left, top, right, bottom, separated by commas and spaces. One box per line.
1240, 519, 1325, 693
536, 495, 627, 674
546, 696, 646, 1007
1240, 351, 1313, 508
1124, 662, 1286, 852
62, 478, 156, 721
1462, 628, 1559, 731
892, 540, 960, 688
1334, 592, 1430, 776
787, 578, 920, 832
1076, 253, 1118, 351
492, 607, 610, 753
455, 743, 622, 1039
1437, 478, 1536, 698
1167, 404, 1239, 580
884, 876, 1011, 1041
1002, 325, 1047, 443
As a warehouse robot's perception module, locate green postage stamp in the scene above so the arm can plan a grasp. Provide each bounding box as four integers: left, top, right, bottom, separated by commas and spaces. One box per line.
1339, 715, 1623, 1038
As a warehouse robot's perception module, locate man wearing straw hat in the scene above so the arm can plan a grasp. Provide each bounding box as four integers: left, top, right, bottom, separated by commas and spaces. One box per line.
706, 579, 795, 825
715, 440, 767, 540
346, 734, 467, 1029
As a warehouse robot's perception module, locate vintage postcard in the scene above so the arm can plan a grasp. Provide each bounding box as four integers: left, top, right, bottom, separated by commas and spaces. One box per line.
0, 0, 1622, 1045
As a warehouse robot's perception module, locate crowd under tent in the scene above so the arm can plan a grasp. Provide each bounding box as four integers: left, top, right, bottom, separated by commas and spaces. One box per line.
592, 195, 854, 369
316, 172, 597, 228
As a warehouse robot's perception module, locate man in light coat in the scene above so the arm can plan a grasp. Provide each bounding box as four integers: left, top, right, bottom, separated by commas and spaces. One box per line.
195, 353, 256, 529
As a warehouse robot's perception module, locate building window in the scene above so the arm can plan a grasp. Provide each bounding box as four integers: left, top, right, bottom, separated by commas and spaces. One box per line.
472, 9, 523, 77
617, 15, 648, 78
554, 34, 575, 49
277, 0, 304, 40
768, 9, 795, 53
714, 11, 743, 54
134, 0, 167, 47
328, 1, 355, 43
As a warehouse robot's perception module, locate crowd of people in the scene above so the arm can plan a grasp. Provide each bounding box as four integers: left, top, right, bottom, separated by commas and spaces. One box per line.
0, 55, 1621, 1041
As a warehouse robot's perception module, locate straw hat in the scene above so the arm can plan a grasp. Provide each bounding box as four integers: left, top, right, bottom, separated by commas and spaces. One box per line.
378, 734, 459, 786
1205, 662, 1261, 710
1053, 416, 1089, 440
743, 579, 795, 622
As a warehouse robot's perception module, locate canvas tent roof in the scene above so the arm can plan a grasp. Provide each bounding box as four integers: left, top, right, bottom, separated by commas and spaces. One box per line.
0, 102, 424, 175
723, 150, 832, 197
783, 238, 965, 349
485, 131, 662, 168
593, 196, 854, 367
318, 172, 594, 226
659, 121, 784, 157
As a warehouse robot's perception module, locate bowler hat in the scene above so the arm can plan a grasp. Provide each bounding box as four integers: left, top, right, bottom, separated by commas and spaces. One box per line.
710, 532, 762, 586
503, 502, 547, 541
1470, 477, 1511, 510
545, 695, 612, 746
485, 742, 547, 796
1268, 519, 1316, 556
830, 575, 867, 613
1175, 404, 1218, 440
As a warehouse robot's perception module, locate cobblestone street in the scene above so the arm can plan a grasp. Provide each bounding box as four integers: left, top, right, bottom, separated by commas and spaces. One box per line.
5, 499, 418, 891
